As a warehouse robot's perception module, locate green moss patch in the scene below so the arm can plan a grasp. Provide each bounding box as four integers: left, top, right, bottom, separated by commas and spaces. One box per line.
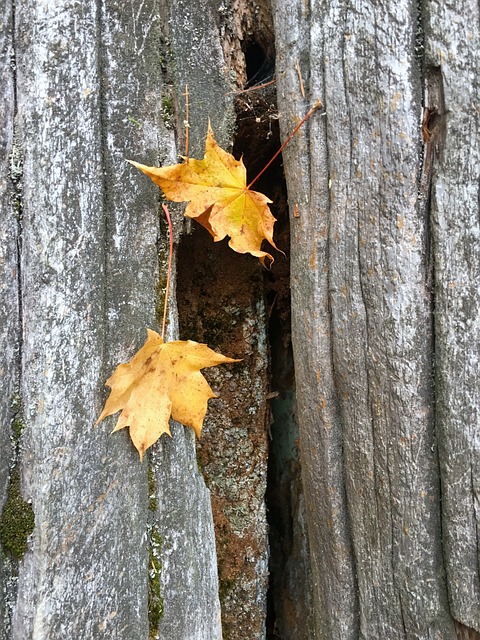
161, 93, 174, 128
0, 468, 34, 560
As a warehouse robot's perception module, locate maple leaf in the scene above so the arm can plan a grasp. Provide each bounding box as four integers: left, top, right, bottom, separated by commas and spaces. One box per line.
96, 329, 239, 461
128, 124, 279, 266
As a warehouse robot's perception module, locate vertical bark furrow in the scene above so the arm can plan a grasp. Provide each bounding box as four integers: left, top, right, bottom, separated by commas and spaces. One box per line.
426, 0, 480, 631
0, 1, 20, 635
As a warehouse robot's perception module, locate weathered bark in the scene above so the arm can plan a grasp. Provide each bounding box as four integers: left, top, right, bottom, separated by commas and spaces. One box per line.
274, 0, 479, 638
11, 2, 150, 637
273, 3, 359, 637
0, 1, 18, 632
98, 3, 225, 638
0, 0, 225, 638
1, 0, 273, 638
1, 0, 479, 638
427, 1, 480, 632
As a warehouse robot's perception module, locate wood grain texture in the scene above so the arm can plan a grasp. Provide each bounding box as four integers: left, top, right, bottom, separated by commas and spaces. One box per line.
273, 0, 477, 637
426, 0, 480, 631
100, 3, 222, 638
324, 1, 455, 637
5, 1, 221, 638
164, 0, 235, 154
3, 0, 478, 637
10, 1, 150, 637
272, 2, 359, 638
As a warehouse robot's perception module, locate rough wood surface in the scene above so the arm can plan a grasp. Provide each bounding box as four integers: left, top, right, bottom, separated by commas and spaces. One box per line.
324, 1, 454, 635
426, 0, 480, 632
427, 0, 480, 631
148, 1, 234, 638
98, 3, 220, 638
2, 0, 478, 638
0, 1, 18, 634
0, 1, 221, 639
11, 2, 149, 637
272, 2, 358, 637
274, 0, 478, 638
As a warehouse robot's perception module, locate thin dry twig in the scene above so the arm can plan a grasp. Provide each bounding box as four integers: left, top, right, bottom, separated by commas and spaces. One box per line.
227, 78, 276, 95
247, 100, 323, 190
295, 60, 305, 98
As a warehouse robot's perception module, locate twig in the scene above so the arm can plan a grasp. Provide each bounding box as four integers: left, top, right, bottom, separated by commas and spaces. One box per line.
247, 100, 323, 190
295, 60, 305, 98
227, 78, 277, 95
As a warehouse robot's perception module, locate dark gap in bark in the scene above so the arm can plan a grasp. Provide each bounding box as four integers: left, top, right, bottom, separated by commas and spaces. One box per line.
176, 73, 309, 636
243, 41, 273, 88
233, 85, 309, 639
1, 3, 28, 633
244, 42, 266, 81
9, 0, 22, 355
176, 148, 269, 637
423, 65, 456, 632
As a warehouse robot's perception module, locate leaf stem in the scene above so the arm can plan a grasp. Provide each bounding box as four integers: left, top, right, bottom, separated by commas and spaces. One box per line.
247, 99, 323, 190
161, 204, 174, 341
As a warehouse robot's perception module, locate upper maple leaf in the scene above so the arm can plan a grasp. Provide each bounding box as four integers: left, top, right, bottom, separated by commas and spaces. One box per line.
96, 329, 239, 461
128, 124, 279, 266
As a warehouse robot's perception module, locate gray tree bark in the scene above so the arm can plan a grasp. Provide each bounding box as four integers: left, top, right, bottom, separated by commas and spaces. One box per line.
1, 0, 479, 639
273, 0, 480, 638
1, 1, 229, 638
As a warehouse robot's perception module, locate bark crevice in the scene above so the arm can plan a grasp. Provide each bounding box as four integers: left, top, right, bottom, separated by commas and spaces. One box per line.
0, 1, 28, 633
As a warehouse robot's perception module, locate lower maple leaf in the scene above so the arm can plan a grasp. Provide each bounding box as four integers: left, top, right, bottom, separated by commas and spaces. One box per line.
96, 329, 240, 461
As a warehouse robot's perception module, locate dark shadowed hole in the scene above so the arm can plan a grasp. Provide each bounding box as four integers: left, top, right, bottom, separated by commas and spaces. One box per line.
244, 41, 275, 88
244, 42, 267, 83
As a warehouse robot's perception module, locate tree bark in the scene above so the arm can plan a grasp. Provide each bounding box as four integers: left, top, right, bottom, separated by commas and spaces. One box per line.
274, 0, 479, 638
1, 0, 479, 639
0, 0, 18, 631
427, 1, 480, 631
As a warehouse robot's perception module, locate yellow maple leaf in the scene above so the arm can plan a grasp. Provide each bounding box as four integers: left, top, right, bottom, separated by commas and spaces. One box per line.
128, 123, 279, 266
96, 329, 239, 461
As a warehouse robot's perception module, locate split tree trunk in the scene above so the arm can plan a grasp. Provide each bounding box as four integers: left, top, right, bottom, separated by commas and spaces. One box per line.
1, 1, 479, 639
